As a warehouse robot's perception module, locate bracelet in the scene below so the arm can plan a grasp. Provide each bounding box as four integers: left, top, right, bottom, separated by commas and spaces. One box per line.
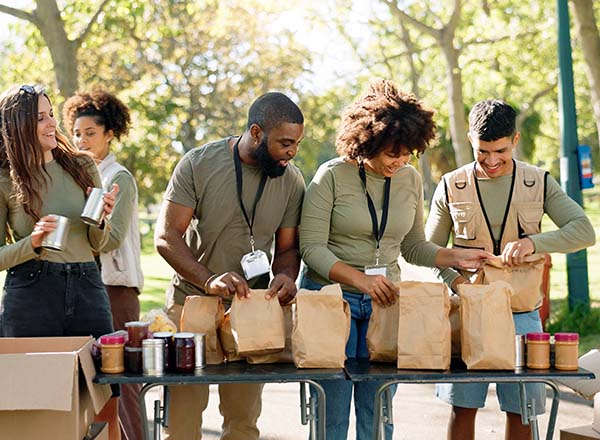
203, 274, 219, 294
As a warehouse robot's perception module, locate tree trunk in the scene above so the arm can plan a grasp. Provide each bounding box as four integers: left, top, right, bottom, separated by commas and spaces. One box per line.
33, 1, 79, 98
440, 38, 472, 166
571, 0, 600, 149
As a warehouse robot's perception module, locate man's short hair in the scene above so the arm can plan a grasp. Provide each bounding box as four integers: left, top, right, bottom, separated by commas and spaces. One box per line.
247, 92, 303, 133
468, 99, 517, 142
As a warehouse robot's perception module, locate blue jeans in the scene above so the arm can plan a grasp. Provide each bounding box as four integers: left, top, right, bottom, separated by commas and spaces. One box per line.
301, 275, 395, 440
1, 259, 114, 338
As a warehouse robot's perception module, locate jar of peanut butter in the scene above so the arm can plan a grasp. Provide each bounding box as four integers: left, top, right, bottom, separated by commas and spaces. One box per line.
526, 332, 550, 369
100, 334, 125, 374
554, 332, 579, 370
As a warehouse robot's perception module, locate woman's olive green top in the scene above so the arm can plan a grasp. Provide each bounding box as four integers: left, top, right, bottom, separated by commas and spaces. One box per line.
300, 157, 439, 293
0, 155, 110, 270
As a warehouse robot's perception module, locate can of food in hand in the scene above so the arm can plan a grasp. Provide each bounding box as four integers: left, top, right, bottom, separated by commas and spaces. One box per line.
81, 187, 106, 226
194, 333, 206, 370
41, 215, 71, 251
142, 338, 164, 376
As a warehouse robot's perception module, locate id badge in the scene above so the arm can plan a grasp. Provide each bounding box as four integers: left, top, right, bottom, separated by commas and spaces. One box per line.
240, 249, 270, 280
364, 265, 387, 276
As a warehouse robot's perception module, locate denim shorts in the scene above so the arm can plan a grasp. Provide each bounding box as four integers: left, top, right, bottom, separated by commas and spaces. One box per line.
1, 259, 114, 338
436, 310, 546, 415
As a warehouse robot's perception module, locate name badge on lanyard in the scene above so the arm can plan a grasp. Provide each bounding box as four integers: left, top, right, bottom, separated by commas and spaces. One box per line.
233, 136, 271, 280
358, 161, 391, 278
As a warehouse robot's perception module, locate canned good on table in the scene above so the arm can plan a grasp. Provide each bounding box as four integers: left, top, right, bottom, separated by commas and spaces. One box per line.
174, 332, 195, 373
194, 333, 206, 370
515, 335, 526, 369
153, 332, 174, 372
81, 187, 106, 226
142, 338, 165, 376
41, 215, 70, 251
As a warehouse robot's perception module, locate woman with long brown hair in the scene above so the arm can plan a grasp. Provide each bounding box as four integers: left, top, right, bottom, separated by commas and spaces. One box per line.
0, 84, 117, 338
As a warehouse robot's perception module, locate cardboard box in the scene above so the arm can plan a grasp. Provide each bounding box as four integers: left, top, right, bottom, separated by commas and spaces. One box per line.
0, 337, 112, 440
561, 425, 600, 440
84, 422, 109, 440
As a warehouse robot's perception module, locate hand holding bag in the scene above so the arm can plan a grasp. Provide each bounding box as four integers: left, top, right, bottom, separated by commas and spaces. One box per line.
180, 295, 225, 365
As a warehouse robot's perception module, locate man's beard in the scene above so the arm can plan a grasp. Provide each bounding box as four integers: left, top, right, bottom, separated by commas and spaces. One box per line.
251, 136, 287, 178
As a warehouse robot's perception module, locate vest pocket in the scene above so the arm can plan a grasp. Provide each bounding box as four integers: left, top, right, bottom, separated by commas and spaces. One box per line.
516, 204, 543, 236
449, 203, 477, 240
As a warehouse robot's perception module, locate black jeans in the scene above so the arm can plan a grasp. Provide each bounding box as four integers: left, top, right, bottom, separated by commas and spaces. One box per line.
1, 259, 114, 338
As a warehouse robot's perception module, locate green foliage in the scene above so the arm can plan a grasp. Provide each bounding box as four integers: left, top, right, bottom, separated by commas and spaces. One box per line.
546, 301, 600, 337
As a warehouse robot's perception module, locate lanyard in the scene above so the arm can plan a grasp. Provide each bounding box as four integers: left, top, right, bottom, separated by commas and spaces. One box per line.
233, 136, 268, 252
358, 161, 391, 265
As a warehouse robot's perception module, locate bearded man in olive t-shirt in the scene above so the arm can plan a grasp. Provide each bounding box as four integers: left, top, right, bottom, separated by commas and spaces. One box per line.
154, 92, 305, 440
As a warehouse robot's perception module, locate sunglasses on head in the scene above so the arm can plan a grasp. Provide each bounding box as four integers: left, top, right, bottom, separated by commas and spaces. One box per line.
19, 85, 39, 95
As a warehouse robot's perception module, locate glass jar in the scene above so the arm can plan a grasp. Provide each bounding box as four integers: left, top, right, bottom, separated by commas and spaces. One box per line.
125, 346, 143, 374
153, 332, 174, 372
174, 332, 195, 373
526, 332, 550, 369
125, 321, 150, 348
100, 334, 125, 374
554, 332, 579, 370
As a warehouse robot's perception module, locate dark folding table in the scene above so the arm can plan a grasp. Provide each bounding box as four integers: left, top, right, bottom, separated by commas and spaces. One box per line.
344, 358, 595, 440
94, 362, 344, 440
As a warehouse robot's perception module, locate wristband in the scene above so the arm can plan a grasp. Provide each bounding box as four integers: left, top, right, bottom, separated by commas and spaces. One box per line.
204, 274, 219, 294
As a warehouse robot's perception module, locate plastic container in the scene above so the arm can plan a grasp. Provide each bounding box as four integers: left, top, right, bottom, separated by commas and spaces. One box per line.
526, 332, 550, 369
100, 334, 125, 373
174, 332, 195, 373
554, 332, 579, 370
125, 321, 150, 348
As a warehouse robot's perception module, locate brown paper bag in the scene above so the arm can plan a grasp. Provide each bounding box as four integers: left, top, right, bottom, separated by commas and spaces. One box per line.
218, 312, 244, 362
247, 304, 294, 364
458, 281, 516, 370
449, 294, 461, 357
180, 295, 225, 365
366, 289, 400, 362
292, 284, 350, 368
230, 290, 285, 356
482, 255, 546, 312
396, 281, 451, 370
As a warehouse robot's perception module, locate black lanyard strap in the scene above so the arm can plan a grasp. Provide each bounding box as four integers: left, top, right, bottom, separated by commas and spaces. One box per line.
233, 137, 268, 246
358, 161, 391, 253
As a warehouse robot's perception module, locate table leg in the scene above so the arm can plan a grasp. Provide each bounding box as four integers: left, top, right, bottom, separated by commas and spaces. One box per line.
300, 380, 327, 440
543, 381, 560, 440
373, 381, 397, 440
139, 383, 168, 440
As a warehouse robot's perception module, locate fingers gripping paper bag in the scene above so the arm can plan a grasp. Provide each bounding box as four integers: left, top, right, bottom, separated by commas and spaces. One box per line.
481, 255, 546, 312
366, 285, 400, 362
292, 284, 350, 368
396, 281, 451, 370
458, 281, 516, 370
230, 290, 285, 356
247, 304, 294, 364
181, 295, 225, 365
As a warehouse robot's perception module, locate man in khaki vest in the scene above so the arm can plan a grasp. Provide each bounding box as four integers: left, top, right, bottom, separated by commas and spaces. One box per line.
425, 99, 595, 440
154, 92, 305, 440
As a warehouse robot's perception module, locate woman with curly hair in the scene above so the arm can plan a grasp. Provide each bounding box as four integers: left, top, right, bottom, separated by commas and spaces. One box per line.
63, 88, 143, 440
0, 84, 116, 337
299, 79, 490, 439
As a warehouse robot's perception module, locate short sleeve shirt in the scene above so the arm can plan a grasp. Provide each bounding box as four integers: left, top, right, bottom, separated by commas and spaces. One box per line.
164, 137, 305, 303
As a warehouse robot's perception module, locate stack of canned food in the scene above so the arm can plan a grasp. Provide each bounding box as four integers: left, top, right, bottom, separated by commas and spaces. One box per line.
99, 322, 206, 375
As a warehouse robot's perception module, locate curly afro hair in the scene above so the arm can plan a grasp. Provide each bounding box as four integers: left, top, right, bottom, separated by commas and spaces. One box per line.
62, 87, 131, 140
336, 79, 436, 160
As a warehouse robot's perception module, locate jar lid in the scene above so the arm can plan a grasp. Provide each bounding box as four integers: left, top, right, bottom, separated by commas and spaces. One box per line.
555, 332, 579, 342
99, 334, 125, 344
142, 338, 165, 346
125, 321, 150, 328
124, 346, 143, 352
153, 332, 174, 338
174, 332, 195, 338
527, 332, 550, 342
